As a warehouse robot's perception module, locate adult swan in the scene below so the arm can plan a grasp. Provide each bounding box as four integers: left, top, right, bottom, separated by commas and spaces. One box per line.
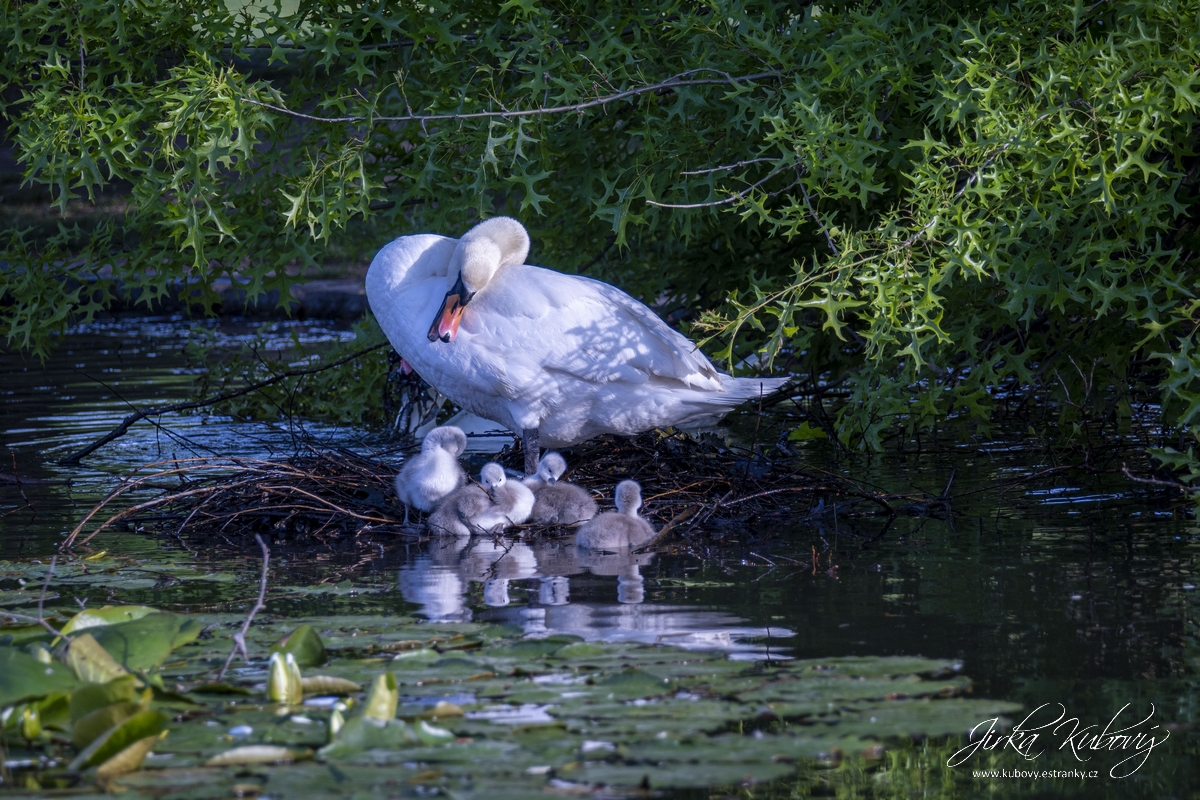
366, 217, 789, 474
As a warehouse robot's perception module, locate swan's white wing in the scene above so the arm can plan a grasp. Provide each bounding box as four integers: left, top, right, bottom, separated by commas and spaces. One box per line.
474, 266, 724, 392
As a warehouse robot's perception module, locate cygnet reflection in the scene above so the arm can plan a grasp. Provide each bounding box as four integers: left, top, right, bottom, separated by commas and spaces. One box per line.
396, 534, 793, 658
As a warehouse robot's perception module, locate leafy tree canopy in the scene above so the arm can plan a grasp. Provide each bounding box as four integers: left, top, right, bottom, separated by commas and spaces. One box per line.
4, 0, 1200, 454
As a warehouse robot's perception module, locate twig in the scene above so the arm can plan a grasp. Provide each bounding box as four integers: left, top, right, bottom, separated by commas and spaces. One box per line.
798, 169, 839, 256
36, 558, 63, 639
218, 534, 270, 680
59, 342, 389, 465
635, 505, 699, 552
1120, 465, 1188, 492
243, 68, 783, 125
646, 163, 790, 209
680, 157, 776, 176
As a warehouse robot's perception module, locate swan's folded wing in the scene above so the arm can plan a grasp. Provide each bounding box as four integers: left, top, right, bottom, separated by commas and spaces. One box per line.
521, 268, 725, 391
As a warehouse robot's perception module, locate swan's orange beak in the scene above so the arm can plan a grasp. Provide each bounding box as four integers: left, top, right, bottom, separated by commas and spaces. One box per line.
428, 274, 473, 343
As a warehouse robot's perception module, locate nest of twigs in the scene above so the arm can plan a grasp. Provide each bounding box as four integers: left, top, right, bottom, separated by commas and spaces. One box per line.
62, 430, 926, 554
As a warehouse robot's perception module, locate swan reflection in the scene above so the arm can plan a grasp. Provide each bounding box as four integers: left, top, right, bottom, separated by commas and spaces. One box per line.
397, 534, 793, 659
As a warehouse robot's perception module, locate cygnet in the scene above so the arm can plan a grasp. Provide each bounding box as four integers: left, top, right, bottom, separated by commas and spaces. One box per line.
522, 451, 597, 525
473, 463, 535, 532
575, 480, 656, 551
426, 463, 532, 536
394, 426, 468, 521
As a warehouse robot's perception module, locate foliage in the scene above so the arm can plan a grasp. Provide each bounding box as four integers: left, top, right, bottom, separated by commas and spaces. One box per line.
185, 317, 393, 426
1, 597, 1022, 795
5, 0, 1200, 459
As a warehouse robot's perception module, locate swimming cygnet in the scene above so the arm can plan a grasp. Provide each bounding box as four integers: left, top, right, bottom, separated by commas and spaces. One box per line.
394, 425, 468, 521
575, 480, 656, 551
473, 463, 535, 532
522, 451, 598, 525
426, 463, 532, 536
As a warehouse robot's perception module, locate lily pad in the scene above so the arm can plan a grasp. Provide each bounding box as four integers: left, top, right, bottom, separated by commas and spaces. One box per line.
271, 624, 327, 668
86, 613, 203, 671
68, 709, 170, 771
0, 646, 79, 707
62, 605, 160, 635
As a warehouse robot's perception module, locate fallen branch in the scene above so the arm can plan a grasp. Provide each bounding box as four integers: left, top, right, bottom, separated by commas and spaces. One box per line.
59, 342, 389, 466
218, 534, 270, 680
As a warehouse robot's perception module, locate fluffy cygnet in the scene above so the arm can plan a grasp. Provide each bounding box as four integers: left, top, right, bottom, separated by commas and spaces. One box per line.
473, 463, 535, 532
522, 451, 597, 525
575, 480, 656, 551
394, 426, 468, 519
426, 463, 532, 536
425, 481, 490, 537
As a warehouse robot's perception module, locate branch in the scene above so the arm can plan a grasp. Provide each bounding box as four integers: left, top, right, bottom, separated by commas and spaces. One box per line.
59, 342, 389, 466
646, 163, 790, 209
218, 534, 270, 680
243, 68, 783, 125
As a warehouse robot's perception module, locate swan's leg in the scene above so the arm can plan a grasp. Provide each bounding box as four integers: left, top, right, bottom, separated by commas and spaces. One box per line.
522, 427, 540, 476
403, 504, 410, 526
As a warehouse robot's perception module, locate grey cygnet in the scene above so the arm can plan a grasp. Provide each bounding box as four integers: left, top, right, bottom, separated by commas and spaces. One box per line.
473, 463, 535, 532
394, 426, 468, 520
575, 480, 656, 550
522, 451, 597, 525
427, 463, 532, 535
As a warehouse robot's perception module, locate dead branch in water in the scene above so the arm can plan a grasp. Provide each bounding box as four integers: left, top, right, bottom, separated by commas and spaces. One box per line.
218, 534, 270, 680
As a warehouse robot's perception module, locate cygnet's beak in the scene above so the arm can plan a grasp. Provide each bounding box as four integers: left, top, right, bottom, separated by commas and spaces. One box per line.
428, 273, 473, 343
547, 477, 557, 485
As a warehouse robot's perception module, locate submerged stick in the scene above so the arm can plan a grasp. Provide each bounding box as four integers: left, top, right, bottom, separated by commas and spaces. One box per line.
59, 342, 389, 466
218, 534, 270, 680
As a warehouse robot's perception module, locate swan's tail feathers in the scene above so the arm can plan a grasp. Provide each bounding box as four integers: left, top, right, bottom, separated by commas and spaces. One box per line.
720, 375, 792, 403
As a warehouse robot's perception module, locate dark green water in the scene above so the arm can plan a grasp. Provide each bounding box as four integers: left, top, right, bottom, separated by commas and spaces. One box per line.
2, 317, 1198, 797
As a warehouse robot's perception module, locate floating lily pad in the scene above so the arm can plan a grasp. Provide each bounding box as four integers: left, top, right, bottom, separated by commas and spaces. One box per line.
0, 646, 79, 707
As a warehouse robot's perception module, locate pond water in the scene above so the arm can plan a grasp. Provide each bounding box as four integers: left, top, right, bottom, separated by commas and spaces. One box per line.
2, 317, 1198, 797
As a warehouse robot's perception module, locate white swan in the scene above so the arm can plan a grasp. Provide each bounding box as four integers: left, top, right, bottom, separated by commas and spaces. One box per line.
576, 480, 657, 551
523, 451, 597, 525
366, 217, 789, 474
393, 425, 467, 520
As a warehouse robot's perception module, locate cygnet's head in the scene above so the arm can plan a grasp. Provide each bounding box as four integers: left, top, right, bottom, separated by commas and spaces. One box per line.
479, 462, 507, 497
535, 451, 567, 484
423, 425, 467, 457
429, 217, 530, 343
613, 480, 643, 516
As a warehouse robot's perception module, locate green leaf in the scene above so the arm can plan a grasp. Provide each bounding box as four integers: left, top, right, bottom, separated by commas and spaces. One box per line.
61, 605, 160, 635
0, 646, 79, 707
271, 624, 327, 668
68, 709, 170, 772
363, 672, 399, 721
86, 613, 203, 671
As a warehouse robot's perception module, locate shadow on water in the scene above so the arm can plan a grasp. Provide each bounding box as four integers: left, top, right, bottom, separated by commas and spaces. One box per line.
2, 316, 1200, 796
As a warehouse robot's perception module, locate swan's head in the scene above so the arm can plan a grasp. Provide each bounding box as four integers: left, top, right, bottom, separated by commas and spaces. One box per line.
613, 480, 643, 516
535, 451, 567, 484
429, 217, 531, 343
423, 425, 467, 457
480, 462, 507, 498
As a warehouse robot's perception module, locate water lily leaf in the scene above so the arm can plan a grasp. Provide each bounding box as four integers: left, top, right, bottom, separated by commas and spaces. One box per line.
94, 731, 165, 778
87, 613, 203, 671
421, 701, 464, 719
205, 745, 313, 766
363, 673, 398, 721
62, 605, 160, 635
787, 656, 959, 678
575, 759, 794, 789
188, 681, 253, 695
593, 669, 675, 700
30, 690, 71, 731
69, 675, 139, 721
271, 624, 327, 668
318, 715, 419, 759
0, 646, 79, 706
72, 700, 142, 750
301, 675, 360, 696
68, 709, 169, 772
